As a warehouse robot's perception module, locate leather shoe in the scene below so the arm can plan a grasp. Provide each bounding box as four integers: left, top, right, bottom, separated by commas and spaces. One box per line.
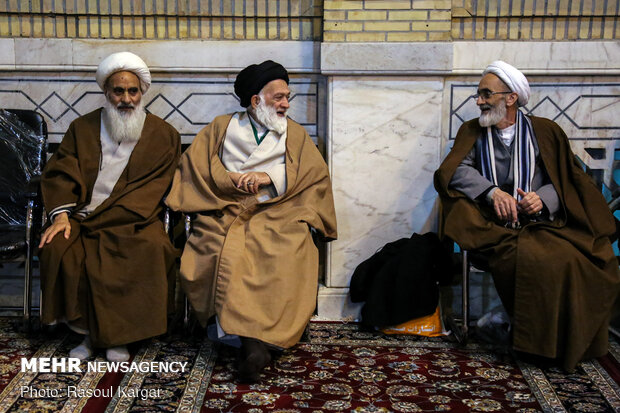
237, 337, 271, 383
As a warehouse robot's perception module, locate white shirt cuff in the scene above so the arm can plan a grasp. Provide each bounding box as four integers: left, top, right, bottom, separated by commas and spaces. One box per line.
49, 203, 76, 222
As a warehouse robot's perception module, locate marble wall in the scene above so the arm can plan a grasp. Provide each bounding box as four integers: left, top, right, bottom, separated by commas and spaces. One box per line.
0, 39, 324, 147
1, 38, 618, 321
0, 71, 323, 147
318, 77, 444, 318
317, 40, 620, 320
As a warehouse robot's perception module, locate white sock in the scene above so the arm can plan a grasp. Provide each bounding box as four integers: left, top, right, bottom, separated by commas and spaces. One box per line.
69, 336, 93, 360
106, 345, 130, 362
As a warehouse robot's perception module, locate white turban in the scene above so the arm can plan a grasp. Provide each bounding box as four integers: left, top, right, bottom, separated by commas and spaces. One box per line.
95, 52, 151, 94
483, 61, 530, 107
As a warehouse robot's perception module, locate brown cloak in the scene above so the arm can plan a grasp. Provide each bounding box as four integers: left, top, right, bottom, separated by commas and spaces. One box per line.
435, 116, 620, 371
165, 114, 337, 349
40, 109, 180, 347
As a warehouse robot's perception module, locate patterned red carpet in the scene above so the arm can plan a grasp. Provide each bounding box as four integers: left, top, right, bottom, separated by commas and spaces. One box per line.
1, 319, 619, 412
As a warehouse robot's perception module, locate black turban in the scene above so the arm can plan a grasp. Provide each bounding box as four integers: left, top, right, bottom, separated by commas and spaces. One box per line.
234, 60, 289, 108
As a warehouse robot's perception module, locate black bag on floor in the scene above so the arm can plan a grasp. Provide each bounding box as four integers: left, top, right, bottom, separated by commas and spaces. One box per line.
350, 232, 453, 328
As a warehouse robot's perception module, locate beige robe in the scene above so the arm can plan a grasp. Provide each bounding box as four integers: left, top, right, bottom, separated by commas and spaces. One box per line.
166, 114, 337, 348
39, 109, 181, 347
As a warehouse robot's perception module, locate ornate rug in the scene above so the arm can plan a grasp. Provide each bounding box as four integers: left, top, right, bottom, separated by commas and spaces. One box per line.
1, 320, 619, 412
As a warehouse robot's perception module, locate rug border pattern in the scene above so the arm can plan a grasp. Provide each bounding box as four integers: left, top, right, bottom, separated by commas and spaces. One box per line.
0, 338, 65, 413
517, 360, 567, 413
59, 358, 107, 413
582, 359, 620, 409
178, 340, 217, 413
104, 341, 159, 413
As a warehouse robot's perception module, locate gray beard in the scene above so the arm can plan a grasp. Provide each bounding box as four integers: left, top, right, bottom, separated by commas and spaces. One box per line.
103, 99, 146, 143
254, 98, 288, 135
479, 101, 507, 127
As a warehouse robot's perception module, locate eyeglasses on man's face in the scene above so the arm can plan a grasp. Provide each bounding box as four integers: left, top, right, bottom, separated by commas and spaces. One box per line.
473, 89, 512, 100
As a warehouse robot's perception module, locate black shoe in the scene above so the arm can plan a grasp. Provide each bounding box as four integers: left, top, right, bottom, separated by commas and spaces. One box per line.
237, 337, 271, 383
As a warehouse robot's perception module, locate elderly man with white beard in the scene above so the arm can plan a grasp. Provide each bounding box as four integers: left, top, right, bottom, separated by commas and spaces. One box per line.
166, 60, 337, 382
435, 61, 619, 371
38, 52, 180, 362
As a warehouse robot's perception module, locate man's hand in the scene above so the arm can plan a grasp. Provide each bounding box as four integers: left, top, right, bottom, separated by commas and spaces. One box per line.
229, 172, 242, 187
491, 189, 519, 223
229, 171, 272, 194
517, 188, 543, 215
38, 212, 71, 248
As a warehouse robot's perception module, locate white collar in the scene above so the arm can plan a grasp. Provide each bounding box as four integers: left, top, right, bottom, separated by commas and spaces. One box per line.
496, 124, 516, 146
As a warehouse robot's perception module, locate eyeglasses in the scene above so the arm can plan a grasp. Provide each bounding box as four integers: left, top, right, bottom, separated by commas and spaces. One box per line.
473, 89, 512, 100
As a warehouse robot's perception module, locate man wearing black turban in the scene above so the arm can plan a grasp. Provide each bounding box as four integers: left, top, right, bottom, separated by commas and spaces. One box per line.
166, 61, 338, 382
234, 60, 290, 108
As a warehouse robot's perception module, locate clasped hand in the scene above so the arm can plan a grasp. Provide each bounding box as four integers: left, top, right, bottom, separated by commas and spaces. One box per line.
229, 172, 272, 194
491, 188, 543, 223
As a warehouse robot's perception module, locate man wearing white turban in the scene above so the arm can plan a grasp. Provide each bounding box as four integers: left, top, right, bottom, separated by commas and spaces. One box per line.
38, 52, 181, 362
435, 61, 619, 371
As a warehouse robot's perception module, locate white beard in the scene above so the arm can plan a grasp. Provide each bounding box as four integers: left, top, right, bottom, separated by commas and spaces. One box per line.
479, 101, 507, 127
102, 99, 146, 143
254, 97, 288, 135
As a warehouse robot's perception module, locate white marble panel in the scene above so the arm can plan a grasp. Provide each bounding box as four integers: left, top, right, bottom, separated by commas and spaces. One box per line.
453, 41, 620, 74
0, 39, 15, 68
8, 38, 620, 76
14, 38, 73, 67
328, 78, 443, 289
72, 39, 319, 72
321, 43, 452, 75
0, 72, 322, 147
316, 286, 363, 321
